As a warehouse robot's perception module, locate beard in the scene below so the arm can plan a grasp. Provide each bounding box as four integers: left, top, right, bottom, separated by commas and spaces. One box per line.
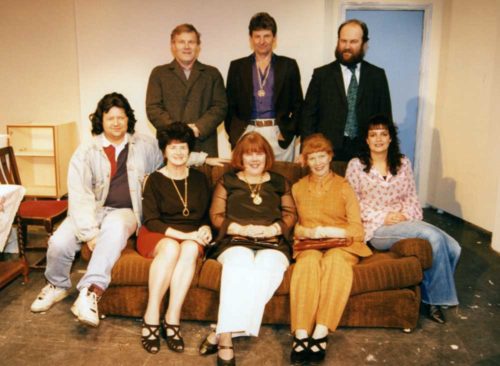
335, 44, 365, 66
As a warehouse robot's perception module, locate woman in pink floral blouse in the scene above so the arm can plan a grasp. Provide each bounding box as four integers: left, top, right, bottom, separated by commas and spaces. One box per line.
345, 114, 460, 324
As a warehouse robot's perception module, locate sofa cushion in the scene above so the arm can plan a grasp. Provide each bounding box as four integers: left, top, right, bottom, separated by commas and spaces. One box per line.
109, 248, 151, 285
196, 250, 422, 297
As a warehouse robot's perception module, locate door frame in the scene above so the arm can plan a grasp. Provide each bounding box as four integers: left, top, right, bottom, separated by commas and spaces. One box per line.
325, 0, 444, 205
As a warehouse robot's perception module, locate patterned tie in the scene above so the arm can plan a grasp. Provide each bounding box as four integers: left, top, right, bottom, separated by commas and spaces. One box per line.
344, 64, 358, 138
103, 145, 117, 178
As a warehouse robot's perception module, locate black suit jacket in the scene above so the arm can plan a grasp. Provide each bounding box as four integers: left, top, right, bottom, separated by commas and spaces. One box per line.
225, 54, 303, 149
301, 60, 392, 150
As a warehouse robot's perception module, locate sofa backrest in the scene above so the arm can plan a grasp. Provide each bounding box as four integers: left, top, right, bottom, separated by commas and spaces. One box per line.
204, 161, 347, 188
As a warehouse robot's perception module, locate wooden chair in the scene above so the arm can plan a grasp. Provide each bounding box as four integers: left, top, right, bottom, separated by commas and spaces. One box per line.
0, 146, 68, 269
0, 147, 29, 286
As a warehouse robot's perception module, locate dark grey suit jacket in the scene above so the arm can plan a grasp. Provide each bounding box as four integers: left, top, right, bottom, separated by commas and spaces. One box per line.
146, 60, 227, 157
301, 60, 392, 150
225, 54, 303, 149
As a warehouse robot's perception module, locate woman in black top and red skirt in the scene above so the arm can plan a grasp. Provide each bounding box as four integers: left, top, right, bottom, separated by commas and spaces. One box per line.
138, 122, 211, 354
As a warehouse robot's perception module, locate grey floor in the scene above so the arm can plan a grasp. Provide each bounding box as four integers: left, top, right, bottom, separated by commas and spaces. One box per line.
0, 208, 499, 366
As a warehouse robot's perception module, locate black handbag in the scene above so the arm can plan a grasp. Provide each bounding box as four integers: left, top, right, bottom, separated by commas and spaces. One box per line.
229, 235, 280, 249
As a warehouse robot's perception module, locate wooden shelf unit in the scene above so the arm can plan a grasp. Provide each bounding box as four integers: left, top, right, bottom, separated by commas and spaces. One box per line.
7, 122, 79, 199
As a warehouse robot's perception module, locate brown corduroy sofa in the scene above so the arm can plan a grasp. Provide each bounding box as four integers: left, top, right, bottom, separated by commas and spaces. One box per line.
82, 161, 432, 330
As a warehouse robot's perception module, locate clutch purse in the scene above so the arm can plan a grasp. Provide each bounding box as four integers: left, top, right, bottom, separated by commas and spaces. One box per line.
293, 237, 352, 252
230, 235, 280, 249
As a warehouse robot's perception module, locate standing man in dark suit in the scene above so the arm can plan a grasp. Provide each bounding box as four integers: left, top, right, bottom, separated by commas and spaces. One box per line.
301, 19, 392, 161
226, 12, 303, 162
146, 24, 227, 158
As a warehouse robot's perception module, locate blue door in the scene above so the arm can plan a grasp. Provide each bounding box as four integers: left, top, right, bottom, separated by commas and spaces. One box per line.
346, 10, 424, 164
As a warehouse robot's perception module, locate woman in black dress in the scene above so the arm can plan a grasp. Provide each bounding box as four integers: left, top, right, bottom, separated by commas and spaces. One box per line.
199, 132, 297, 365
138, 122, 211, 354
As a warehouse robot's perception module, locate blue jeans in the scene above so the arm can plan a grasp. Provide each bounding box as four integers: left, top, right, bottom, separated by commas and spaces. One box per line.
370, 220, 460, 306
45, 207, 137, 291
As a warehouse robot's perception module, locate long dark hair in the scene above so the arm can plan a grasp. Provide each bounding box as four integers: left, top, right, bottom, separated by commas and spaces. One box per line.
89, 92, 136, 135
358, 114, 403, 175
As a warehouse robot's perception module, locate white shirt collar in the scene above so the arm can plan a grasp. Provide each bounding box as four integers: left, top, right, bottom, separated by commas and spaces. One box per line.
101, 134, 128, 160
340, 62, 361, 94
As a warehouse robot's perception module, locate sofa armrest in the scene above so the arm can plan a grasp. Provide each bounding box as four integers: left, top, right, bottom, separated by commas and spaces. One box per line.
389, 238, 432, 270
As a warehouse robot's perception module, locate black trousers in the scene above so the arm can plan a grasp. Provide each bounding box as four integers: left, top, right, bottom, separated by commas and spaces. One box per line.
333, 136, 359, 162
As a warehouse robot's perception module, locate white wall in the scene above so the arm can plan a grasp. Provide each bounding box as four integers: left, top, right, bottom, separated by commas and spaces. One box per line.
73, 0, 326, 157
0, 0, 80, 126
1, 0, 500, 239
1, 0, 327, 157
428, 0, 500, 233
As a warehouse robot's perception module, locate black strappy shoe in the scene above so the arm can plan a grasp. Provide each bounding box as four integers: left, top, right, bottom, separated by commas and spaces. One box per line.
199, 331, 218, 355
141, 321, 160, 354
161, 319, 184, 353
217, 344, 235, 366
290, 336, 309, 364
308, 336, 328, 363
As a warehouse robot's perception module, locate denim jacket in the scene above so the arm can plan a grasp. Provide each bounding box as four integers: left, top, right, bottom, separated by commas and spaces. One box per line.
67, 133, 163, 242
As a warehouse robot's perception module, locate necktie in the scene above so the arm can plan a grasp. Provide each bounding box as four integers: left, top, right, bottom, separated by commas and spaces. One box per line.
344, 64, 358, 138
103, 145, 117, 178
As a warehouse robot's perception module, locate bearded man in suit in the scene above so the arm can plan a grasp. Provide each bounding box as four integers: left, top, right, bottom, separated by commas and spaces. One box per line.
301, 19, 392, 161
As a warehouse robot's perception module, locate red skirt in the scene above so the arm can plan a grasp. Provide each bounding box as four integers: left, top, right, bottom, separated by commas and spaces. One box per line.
137, 225, 204, 259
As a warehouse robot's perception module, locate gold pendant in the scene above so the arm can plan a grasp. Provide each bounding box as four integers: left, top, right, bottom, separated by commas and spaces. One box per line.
182, 207, 190, 217
257, 89, 266, 97
251, 192, 256, 198
253, 194, 262, 205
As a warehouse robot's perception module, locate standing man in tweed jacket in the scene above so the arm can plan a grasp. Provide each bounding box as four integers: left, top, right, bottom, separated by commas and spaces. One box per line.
146, 23, 227, 158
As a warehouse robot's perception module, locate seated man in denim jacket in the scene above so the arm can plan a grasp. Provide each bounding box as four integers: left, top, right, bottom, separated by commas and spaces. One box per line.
30, 92, 164, 327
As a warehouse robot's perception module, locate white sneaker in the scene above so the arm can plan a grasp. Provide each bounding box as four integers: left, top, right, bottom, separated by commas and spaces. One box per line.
30, 283, 69, 313
70, 287, 100, 327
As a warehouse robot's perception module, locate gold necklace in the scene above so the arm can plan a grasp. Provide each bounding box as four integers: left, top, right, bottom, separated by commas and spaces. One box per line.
169, 174, 189, 217
243, 172, 263, 205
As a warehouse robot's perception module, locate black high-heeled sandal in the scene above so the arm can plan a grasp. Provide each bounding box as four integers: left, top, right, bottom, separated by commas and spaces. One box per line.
290, 336, 309, 364
141, 321, 160, 354
217, 344, 235, 366
161, 320, 184, 352
199, 331, 218, 355
308, 336, 328, 363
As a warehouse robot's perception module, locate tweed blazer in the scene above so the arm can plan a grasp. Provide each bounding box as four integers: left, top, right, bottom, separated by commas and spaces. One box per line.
146, 60, 227, 157
301, 60, 392, 150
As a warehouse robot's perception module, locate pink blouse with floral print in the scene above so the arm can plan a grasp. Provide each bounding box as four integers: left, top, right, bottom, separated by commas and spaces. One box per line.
345, 157, 423, 242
